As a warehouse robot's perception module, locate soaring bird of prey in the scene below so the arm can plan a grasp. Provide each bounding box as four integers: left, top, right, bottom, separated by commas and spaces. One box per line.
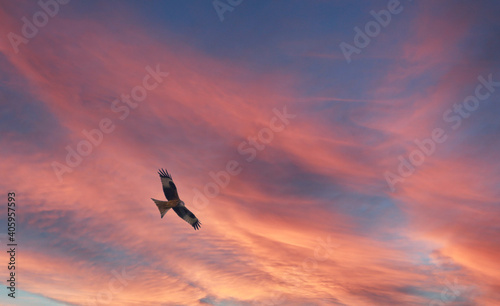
151, 169, 201, 230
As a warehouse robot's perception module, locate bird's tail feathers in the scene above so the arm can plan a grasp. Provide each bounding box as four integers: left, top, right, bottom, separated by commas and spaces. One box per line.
152, 198, 171, 218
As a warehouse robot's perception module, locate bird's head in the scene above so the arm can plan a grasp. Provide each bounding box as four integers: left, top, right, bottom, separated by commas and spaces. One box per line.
178, 200, 185, 207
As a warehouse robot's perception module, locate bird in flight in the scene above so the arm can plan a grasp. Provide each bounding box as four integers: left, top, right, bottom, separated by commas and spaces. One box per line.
151, 169, 201, 230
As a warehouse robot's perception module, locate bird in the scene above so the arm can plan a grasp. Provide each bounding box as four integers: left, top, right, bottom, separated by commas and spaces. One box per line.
151, 168, 201, 230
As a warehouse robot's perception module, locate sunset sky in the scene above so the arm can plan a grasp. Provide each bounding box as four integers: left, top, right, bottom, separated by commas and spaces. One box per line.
1, 1, 500, 305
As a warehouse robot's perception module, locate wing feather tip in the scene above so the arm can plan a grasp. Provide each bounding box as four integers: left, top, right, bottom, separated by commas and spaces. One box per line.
158, 168, 172, 179
193, 221, 201, 230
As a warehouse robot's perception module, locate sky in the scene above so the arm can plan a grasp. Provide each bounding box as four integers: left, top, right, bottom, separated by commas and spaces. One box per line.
0, 0, 500, 305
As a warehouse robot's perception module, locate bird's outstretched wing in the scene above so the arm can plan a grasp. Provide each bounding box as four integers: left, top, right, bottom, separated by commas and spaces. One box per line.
158, 168, 179, 201
172, 206, 201, 230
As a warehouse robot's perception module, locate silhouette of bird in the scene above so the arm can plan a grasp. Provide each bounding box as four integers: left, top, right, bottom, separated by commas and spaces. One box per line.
151, 169, 201, 230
